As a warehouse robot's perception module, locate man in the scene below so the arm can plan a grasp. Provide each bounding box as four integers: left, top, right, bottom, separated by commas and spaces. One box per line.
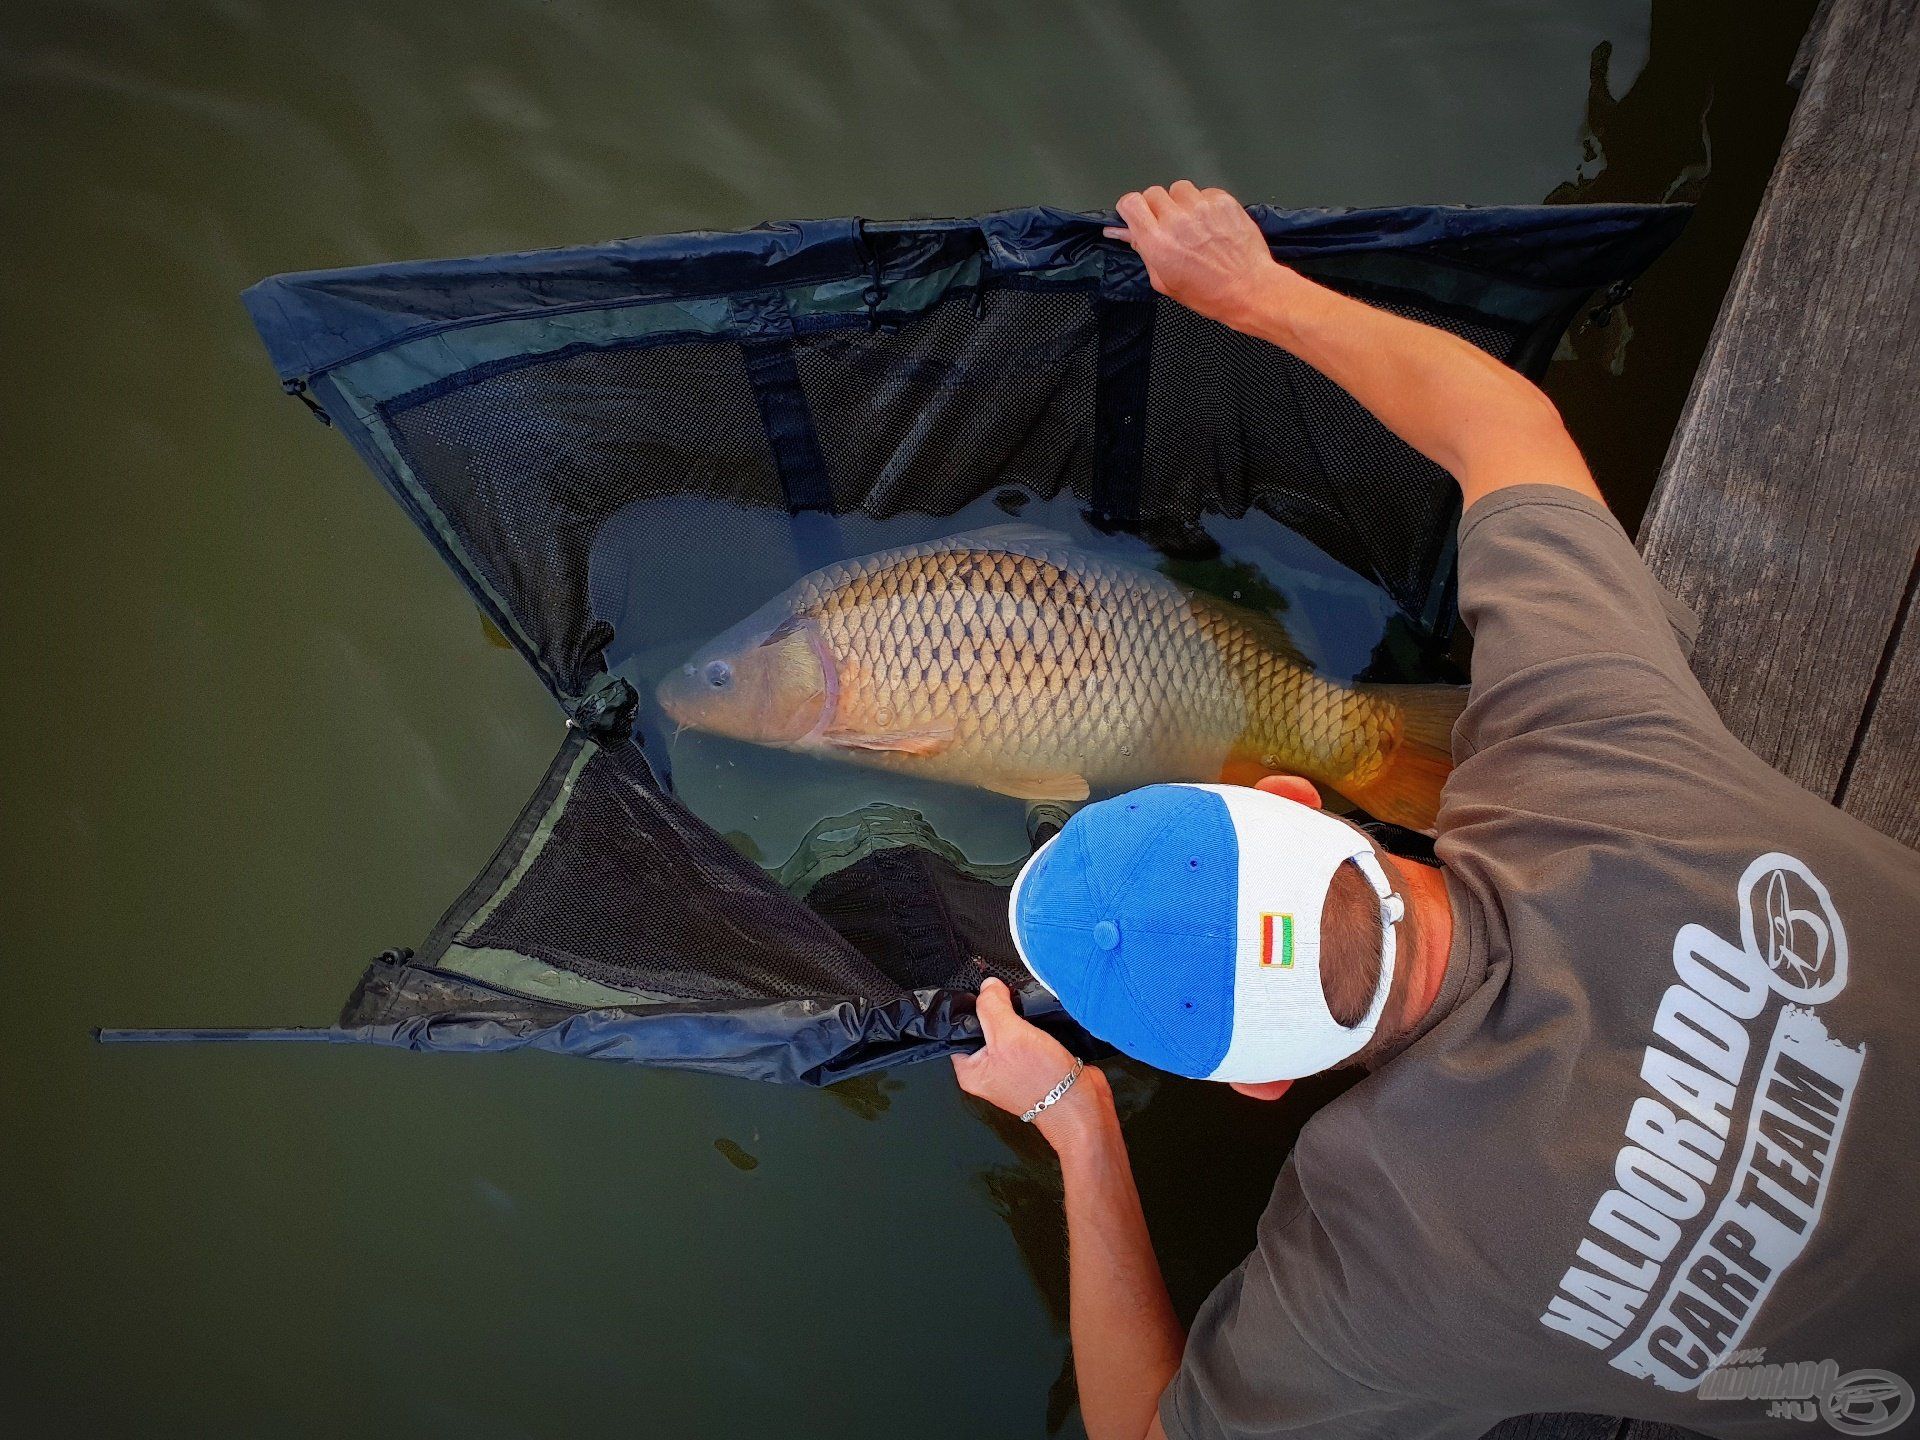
953, 181, 1919, 1440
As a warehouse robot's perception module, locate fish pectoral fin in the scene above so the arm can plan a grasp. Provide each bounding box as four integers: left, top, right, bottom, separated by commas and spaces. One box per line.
822, 724, 954, 757
983, 770, 1091, 803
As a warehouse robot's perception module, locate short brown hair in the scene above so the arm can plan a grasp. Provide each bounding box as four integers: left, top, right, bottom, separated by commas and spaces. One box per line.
1320, 860, 1384, 1027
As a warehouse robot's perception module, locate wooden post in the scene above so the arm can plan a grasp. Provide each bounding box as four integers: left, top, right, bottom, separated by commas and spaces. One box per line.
1637, 0, 1920, 846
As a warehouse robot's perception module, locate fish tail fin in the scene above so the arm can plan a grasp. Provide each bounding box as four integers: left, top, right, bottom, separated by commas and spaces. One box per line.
1329, 683, 1469, 833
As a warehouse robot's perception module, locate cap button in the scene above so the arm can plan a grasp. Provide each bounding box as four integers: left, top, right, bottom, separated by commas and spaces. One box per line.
1093, 920, 1120, 951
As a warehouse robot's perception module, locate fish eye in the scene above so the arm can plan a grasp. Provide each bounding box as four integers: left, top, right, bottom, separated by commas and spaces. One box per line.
703, 660, 733, 690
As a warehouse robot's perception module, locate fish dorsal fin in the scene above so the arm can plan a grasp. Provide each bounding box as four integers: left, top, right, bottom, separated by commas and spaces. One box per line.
926, 522, 1077, 556
809, 523, 1080, 596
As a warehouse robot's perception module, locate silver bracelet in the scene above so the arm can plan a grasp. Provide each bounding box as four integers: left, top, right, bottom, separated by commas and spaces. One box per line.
1020, 1058, 1085, 1124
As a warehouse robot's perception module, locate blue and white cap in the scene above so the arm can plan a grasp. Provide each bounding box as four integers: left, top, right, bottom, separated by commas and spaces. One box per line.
1008, 784, 1404, 1081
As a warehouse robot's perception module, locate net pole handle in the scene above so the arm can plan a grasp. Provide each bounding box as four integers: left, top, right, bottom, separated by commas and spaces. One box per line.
92, 1026, 355, 1045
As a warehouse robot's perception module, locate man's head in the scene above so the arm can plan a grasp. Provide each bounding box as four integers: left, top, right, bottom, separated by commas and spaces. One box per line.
1008, 780, 1406, 1087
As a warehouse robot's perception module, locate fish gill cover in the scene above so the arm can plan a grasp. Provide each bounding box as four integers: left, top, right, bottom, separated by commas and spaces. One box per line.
99, 202, 1685, 1083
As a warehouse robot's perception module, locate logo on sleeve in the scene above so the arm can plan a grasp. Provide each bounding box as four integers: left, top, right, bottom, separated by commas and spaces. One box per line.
1751, 864, 1846, 1002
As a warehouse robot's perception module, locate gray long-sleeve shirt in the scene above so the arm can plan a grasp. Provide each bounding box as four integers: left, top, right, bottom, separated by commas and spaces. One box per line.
1163, 485, 1919, 1440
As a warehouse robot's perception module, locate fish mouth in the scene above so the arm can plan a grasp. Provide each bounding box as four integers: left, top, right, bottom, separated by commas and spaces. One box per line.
654, 666, 706, 731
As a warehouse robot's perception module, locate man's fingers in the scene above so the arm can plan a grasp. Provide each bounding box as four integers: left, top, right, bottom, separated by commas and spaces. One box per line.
1202, 186, 1234, 203
1121, 182, 1224, 231
1115, 192, 1156, 235
1102, 225, 1133, 242
950, 1050, 989, 1097
974, 975, 1018, 1046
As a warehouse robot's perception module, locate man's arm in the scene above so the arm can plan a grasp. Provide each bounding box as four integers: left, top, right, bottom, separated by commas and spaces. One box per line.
1107, 181, 1601, 513
953, 979, 1180, 1440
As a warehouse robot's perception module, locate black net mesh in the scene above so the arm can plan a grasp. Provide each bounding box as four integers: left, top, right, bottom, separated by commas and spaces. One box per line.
385, 340, 782, 692
379, 275, 1514, 701
803, 843, 1031, 994
792, 290, 1100, 516
1141, 293, 1509, 611
457, 740, 906, 1003
394, 734, 1037, 1020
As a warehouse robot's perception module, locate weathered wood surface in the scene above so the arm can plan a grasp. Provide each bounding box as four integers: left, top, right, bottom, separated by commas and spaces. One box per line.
1637, 0, 1920, 847
1836, 553, 1920, 834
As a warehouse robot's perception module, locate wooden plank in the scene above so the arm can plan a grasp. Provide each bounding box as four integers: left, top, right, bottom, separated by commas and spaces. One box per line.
1787, 0, 1838, 89
1636, 0, 1920, 838
1836, 551, 1920, 839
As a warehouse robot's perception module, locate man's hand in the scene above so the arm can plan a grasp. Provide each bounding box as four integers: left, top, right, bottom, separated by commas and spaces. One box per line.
952, 977, 1110, 1148
1106, 181, 1286, 331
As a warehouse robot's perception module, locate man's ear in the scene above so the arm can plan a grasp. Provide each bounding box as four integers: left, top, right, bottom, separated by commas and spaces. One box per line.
1229, 1080, 1294, 1102
1254, 774, 1323, 809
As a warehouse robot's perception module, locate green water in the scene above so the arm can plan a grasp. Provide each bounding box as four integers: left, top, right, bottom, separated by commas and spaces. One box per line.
0, 3, 1813, 1434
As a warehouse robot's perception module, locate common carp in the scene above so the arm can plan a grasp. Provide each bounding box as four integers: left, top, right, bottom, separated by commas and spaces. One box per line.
656, 525, 1465, 830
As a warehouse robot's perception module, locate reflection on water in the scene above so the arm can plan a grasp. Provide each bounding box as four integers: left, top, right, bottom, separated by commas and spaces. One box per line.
592, 490, 1437, 869
822, 1072, 909, 1121
0, 1, 1813, 1434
